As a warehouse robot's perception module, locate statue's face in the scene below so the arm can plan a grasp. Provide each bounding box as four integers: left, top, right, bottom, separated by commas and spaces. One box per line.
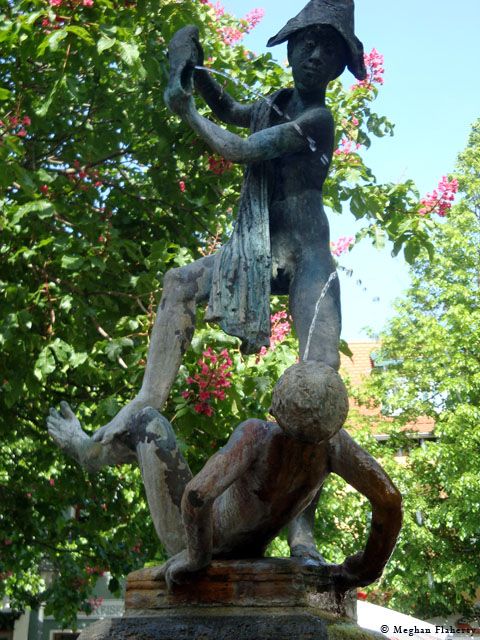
288, 25, 348, 91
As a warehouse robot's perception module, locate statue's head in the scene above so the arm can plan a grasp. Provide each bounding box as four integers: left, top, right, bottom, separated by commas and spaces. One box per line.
286, 25, 349, 89
270, 361, 349, 444
267, 0, 367, 82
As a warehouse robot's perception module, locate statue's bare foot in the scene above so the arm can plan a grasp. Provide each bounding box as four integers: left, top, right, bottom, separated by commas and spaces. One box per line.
92, 395, 149, 445
47, 401, 91, 464
290, 543, 327, 564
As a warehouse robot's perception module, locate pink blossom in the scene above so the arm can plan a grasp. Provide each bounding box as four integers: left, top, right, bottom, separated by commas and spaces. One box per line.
208, 154, 233, 175
179, 180, 186, 192
243, 8, 265, 32
22, 115, 31, 126
9, 116, 18, 126
352, 48, 384, 90
330, 235, 355, 257
83, 0, 94, 6
218, 26, 244, 45
419, 176, 458, 217
17, 128, 27, 137
183, 347, 233, 415
199, 0, 224, 18
194, 402, 214, 417
49, 0, 63, 6
49, 477, 55, 486
351, 116, 359, 127
211, 1, 224, 17
334, 137, 361, 156
203, 347, 217, 363
257, 310, 291, 359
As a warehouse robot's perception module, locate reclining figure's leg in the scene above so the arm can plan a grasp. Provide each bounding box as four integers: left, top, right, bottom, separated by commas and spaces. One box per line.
129, 407, 192, 556
48, 403, 192, 554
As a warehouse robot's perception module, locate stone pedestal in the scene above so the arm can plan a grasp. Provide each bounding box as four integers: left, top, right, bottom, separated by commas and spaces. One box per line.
77, 558, 381, 640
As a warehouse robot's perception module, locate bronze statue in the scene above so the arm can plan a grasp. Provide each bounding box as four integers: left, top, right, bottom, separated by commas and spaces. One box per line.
87, 0, 367, 442
48, 362, 402, 590
48, 0, 402, 589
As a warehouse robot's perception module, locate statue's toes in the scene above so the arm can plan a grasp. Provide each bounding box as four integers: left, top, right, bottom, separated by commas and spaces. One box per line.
60, 400, 76, 420
290, 544, 326, 563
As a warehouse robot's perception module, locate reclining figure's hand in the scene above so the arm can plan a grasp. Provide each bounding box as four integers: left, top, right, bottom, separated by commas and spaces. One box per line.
158, 549, 210, 591
328, 551, 382, 590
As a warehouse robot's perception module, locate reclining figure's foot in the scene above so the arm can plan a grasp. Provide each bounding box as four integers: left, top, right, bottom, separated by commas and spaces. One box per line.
47, 401, 93, 466
48, 401, 136, 471
290, 542, 327, 564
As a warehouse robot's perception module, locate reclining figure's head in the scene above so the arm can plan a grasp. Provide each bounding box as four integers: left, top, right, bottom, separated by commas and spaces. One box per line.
271, 361, 348, 444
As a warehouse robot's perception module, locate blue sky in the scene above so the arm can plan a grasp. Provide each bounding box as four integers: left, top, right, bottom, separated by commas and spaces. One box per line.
217, 0, 480, 340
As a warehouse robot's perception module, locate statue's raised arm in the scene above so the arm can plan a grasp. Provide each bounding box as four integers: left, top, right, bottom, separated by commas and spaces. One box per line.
166, 25, 253, 128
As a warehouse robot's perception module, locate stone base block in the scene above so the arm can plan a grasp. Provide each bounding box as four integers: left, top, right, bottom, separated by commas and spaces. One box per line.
77, 559, 381, 640
77, 612, 384, 640
125, 557, 354, 617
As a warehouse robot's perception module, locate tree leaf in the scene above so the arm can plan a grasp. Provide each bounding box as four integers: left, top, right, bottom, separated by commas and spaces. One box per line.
34, 347, 56, 380
97, 35, 116, 54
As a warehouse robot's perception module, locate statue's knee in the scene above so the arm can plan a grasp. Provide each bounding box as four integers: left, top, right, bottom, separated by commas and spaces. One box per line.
163, 266, 194, 302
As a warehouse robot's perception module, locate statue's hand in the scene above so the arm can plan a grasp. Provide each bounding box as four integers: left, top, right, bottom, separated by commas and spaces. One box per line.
158, 549, 210, 591
164, 84, 194, 116
328, 552, 381, 590
166, 25, 203, 111
168, 25, 203, 75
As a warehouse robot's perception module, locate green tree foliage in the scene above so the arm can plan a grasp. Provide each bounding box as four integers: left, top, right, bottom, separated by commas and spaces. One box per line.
0, 0, 435, 625
359, 120, 480, 617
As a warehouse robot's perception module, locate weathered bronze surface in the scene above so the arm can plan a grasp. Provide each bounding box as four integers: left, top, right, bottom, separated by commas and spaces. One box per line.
48, 2, 402, 615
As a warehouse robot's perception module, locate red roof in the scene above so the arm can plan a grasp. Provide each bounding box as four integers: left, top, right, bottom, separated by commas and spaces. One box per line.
340, 341, 435, 436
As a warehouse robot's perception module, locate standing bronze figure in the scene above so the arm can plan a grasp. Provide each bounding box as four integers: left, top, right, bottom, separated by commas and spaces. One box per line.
48, 0, 402, 592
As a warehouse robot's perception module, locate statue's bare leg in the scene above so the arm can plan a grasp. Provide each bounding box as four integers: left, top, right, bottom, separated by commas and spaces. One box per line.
289, 249, 341, 369
92, 255, 215, 444
288, 487, 326, 562
48, 402, 192, 552
287, 249, 341, 557
129, 407, 192, 555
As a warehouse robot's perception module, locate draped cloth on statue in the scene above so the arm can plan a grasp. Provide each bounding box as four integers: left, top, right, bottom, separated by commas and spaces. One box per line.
205, 89, 292, 355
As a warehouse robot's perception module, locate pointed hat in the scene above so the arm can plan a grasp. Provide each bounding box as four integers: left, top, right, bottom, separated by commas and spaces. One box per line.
267, 0, 367, 80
